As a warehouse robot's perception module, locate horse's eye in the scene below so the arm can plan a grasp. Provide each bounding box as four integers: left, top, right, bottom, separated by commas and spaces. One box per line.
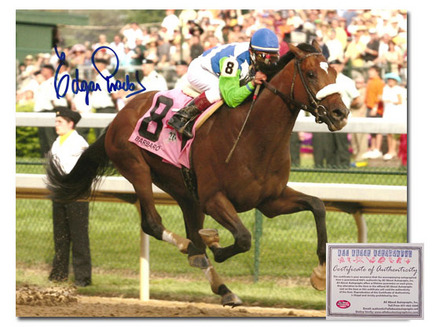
307, 71, 315, 78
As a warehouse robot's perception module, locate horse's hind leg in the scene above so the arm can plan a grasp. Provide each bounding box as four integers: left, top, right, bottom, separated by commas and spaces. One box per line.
258, 186, 327, 291
113, 152, 191, 254
179, 200, 242, 307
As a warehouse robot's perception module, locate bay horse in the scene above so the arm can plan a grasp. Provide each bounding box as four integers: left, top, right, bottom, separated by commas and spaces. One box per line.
46, 40, 349, 306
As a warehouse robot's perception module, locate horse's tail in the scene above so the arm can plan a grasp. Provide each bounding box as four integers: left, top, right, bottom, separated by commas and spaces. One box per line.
45, 132, 112, 202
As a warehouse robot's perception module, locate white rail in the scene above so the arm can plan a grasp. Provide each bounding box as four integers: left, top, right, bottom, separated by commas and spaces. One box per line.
15, 173, 406, 207
16, 112, 407, 134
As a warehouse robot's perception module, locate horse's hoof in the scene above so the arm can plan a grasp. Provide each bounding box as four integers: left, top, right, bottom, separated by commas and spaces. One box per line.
199, 229, 220, 247
310, 263, 326, 291
221, 292, 243, 307
188, 254, 209, 269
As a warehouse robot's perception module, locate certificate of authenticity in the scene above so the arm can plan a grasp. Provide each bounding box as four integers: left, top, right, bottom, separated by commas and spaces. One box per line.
326, 243, 423, 320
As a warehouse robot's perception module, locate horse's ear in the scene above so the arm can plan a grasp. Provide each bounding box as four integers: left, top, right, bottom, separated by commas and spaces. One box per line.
311, 39, 322, 53
288, 43, 303, 58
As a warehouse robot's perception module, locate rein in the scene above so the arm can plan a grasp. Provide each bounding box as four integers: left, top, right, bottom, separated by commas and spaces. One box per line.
225, 85, 261, 164
224, 51, 335, 164
262, 52, 330, 125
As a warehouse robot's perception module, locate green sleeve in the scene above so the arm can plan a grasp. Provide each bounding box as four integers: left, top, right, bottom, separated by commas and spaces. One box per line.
219, 57, 255, 108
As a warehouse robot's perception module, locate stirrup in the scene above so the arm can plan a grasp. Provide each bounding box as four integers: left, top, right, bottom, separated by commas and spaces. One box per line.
168, 104, 200, 137
178, 115, 200, 139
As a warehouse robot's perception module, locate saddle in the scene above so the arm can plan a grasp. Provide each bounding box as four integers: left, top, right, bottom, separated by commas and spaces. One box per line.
128, 87, 223, 170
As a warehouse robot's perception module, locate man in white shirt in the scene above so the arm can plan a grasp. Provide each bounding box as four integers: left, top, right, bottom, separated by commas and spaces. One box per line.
53, 60, 73, 109
109, 34, 126, 66
49, 107, 91, 287
33, 68, 54, 113
34, 64, 58, 157
161, 9, 180, 40
325, 29, 344, 63
121, 22, 144, 50
140, 58, 168, 92
91, 58, 118, 138
174, 60, 189, 89
91, 58, 118, 111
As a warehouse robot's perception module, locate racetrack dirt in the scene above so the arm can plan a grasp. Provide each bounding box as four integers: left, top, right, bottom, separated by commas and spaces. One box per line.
16, 285, 325, 318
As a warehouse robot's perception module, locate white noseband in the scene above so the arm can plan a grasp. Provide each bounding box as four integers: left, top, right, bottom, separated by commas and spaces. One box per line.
315, 83, 342, 100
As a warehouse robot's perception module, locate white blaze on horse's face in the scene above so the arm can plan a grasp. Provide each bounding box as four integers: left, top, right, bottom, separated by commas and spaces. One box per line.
319, 62, 329, 74
315, 61, 342, 100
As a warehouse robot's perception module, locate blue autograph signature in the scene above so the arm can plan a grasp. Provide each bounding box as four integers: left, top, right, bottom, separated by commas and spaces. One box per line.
54, 46, 146, 105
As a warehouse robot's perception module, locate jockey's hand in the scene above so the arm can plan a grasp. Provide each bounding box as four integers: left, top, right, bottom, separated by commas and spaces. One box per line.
252, 71, 267, 87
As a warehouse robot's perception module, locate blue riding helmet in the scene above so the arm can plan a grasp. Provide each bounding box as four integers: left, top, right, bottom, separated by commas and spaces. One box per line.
249, 28, 280, 70
250, 28, 279, 53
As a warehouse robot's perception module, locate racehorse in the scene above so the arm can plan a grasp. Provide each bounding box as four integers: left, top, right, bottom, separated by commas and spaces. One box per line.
46, 40, 349, 306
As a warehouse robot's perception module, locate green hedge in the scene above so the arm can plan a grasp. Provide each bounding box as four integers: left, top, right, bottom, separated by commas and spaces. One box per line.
16, 103, 41, 158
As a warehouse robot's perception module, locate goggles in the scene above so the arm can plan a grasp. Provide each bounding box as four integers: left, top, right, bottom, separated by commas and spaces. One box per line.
253, 51, 280, 66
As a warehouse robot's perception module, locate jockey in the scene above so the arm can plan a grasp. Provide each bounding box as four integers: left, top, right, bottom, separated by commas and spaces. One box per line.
168, 28, 280, 138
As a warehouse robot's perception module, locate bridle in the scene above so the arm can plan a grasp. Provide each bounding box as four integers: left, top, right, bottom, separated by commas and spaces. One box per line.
262, 52, 333, 125
226, 51, 340, 164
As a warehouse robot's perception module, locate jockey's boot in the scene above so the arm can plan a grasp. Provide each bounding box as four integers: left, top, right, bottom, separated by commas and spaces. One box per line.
168, 92, 212, 138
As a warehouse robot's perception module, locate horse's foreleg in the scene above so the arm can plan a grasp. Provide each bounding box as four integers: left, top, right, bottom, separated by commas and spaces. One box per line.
179, 200, 242, 307
258, 186, 327, 291
203, 192, 252, 263
178, 200, 208, 267
201, 257, 242, 307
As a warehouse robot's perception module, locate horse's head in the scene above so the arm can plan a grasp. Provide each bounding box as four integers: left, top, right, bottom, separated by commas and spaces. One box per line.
287, 40, 349, 132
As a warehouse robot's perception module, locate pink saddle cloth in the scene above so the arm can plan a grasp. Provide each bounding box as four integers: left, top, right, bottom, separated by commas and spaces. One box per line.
128, 89, 221, 169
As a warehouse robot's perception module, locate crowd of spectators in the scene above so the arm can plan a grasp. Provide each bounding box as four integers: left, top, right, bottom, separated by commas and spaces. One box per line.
16, 9, 408, 167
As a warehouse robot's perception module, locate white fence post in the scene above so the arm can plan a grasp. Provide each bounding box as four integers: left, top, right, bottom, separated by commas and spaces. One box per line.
140, 231, 150, 301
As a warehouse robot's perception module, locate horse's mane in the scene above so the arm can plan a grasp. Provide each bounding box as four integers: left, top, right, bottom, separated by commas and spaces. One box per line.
261, 43, 320, 81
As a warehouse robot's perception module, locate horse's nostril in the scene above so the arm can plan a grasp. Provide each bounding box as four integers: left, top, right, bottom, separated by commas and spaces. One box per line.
332, 108, 347, 120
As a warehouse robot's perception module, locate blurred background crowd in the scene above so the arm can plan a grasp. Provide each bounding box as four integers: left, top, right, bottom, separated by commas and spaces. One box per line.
15, 9, 407, 167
